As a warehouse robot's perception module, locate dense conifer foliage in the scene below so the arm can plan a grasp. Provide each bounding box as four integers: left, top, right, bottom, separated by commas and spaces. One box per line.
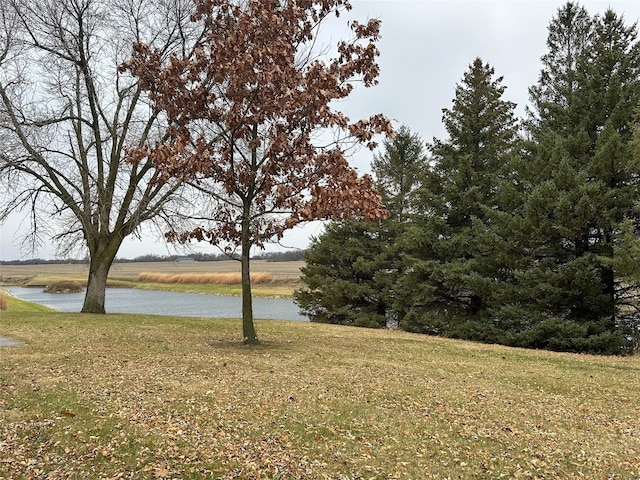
295, 127, 426, 327
295, 219, 396, 327
395, 58, 521, 339
299, 3, 640, 354
507, 4, 640, 353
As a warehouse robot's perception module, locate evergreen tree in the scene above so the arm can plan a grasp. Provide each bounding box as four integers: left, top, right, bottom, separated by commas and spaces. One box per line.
372, 126, 427, 222
295, 4, 640, 355
396, 58, 520, 339
295, 126, 426, 327
294, 219, 396, 327
508, 3, 640, 353
526, 2, 593, 139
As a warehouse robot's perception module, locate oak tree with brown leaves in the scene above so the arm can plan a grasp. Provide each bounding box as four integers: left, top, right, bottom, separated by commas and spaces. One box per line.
123, 0, 392, 343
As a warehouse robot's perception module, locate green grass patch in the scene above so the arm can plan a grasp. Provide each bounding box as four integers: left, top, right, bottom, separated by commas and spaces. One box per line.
0, 290, 56, 313
1, 309, 639, 479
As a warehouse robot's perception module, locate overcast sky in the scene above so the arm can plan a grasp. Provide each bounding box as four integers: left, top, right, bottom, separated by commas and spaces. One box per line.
2, 0, 640, 260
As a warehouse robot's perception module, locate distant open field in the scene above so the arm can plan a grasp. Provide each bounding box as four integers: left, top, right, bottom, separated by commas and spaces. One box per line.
0, 260, 305, 297
0, 260, 304, 282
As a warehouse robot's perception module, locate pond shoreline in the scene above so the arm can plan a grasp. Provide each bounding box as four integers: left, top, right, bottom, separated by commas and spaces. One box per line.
0, 260, 303, 298
5, 285, 307, 322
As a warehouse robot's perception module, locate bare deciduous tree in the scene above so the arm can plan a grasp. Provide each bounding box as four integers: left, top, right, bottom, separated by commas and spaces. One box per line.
0, 0, 203, 313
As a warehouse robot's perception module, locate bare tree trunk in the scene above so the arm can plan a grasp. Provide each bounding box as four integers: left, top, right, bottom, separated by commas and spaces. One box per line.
239, 125, 259, 345
241, 205, 258, 344
82, 259, 110, 314
81, 240, 120, 314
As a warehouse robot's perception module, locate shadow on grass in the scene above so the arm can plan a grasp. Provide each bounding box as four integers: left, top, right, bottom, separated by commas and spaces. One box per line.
203, 337, 294, 352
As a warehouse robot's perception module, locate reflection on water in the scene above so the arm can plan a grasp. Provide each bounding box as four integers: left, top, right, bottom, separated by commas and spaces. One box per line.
6, 286, 307, 322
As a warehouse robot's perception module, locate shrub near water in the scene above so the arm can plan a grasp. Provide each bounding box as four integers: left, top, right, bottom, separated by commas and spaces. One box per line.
0, 291, 7, 310
136, 272, 274, 285
44, 280, 84, 293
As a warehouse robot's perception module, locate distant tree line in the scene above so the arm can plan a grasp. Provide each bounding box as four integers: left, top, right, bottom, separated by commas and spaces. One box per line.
254, 250, 306, 262
295, 2, 640, 355
116, 253, 233, 263
0, 258, 92, 266
1, 250, 305, 265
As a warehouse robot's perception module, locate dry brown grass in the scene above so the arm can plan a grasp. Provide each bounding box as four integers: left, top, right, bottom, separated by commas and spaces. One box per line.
0, 260, 303, 282
0, 291, 7, 310
136, 271, 274, 285
1, 309, 639, 479
0, 261, 303, 297
43, 280, 84, 293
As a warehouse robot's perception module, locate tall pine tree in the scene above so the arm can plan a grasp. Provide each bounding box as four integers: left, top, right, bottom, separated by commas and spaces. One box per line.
295, 126, 426, 327
372, 125, 426, 223
510, 3, 640, 353
396, 58, 520, 339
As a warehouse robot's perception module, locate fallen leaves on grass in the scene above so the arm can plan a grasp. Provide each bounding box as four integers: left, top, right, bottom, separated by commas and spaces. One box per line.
1, 314, 639, 479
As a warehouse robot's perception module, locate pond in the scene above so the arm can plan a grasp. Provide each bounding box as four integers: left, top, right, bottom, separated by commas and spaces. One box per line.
5, 286, 307, 322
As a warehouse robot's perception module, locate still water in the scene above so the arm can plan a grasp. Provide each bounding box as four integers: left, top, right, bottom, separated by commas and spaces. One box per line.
5, 286, 307, 322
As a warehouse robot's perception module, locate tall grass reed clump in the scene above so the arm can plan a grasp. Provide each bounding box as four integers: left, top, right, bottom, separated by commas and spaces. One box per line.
136, 272, 274, 285
44, 280, 83, 293
0, 291, 7, 310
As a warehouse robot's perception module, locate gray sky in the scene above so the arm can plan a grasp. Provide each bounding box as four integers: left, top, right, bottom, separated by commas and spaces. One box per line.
345, 0, 640, 166
2, 0, 640, 260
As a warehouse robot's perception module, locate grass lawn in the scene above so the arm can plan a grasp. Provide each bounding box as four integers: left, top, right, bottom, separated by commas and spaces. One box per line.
1, 297, 639, 479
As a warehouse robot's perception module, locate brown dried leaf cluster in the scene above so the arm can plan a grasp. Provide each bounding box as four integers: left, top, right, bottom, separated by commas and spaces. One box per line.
121, 0, 392, 249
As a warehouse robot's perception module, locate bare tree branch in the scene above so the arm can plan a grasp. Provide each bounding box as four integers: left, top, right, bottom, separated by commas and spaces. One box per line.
0, 0, 204, 312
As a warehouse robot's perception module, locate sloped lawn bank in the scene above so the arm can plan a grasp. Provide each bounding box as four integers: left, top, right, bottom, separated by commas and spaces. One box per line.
1, 306, 638, 479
